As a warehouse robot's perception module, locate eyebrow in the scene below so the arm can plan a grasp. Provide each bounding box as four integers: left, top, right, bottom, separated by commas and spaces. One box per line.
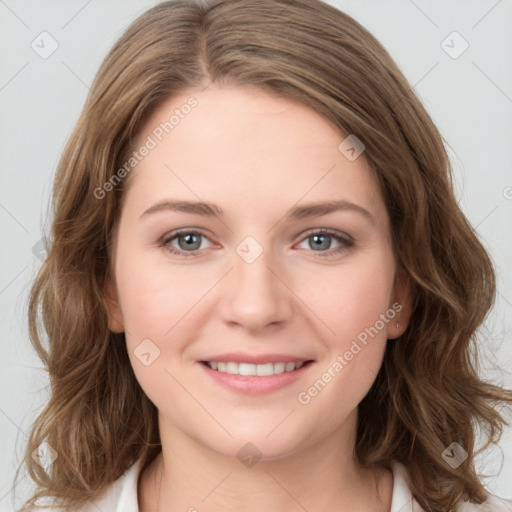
140, 199, 375, 225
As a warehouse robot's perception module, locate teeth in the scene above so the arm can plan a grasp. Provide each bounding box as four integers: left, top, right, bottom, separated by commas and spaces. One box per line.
238, 363, 256, 376
273, 362, 285, 374
226, 362, 238, 374
205, 361, 307, 376
285, 362, 295, 372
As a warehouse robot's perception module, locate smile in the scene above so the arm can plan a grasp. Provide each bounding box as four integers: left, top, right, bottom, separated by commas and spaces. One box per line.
203, 361, 307, 376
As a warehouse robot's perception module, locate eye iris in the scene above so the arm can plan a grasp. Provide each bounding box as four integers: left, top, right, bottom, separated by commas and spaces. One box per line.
179, 233, 201, 250
310, 234, 331, 250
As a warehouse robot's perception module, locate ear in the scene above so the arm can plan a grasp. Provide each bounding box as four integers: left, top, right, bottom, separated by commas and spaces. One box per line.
103, 278, 125, 333
386, 269, 414, 340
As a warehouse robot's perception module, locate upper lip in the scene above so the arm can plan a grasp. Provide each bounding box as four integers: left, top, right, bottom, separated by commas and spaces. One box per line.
200, 352, 313, 364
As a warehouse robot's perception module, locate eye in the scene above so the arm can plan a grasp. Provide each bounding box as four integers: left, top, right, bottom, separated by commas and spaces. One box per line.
160, 228, 354, 258
296, 229, 354, 257
160, 230, 214, 257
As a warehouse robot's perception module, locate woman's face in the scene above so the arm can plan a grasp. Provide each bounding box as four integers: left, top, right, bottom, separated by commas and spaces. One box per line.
106, 85, 410, 460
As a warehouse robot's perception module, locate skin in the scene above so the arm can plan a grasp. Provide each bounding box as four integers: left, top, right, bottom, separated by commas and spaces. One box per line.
105, 85, 412, 512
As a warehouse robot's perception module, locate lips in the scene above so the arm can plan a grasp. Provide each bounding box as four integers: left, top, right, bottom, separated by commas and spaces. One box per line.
199, 355, 315, 394
200, 352, 311, 365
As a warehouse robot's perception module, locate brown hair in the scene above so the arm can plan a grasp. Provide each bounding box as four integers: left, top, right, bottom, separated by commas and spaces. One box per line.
17, 0, 512, 511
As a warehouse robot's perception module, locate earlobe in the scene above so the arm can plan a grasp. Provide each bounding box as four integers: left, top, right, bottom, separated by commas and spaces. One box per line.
387, 272, 413, 340
103, 279, 125, 333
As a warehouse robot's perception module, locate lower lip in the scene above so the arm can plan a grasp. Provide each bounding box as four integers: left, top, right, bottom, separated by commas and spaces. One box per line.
198, 362, 314, 395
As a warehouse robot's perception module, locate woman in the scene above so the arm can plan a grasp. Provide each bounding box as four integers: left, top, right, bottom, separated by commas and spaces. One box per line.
18, 1, 512, 511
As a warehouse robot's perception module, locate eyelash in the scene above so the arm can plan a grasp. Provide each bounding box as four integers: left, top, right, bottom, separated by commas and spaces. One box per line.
159, 228, 355, 259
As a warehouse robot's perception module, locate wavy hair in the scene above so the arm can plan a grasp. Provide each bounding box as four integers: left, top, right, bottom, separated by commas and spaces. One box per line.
17, 0, 512, 511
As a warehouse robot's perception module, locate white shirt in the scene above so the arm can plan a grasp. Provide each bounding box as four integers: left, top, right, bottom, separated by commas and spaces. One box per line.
69, 458, 511, 512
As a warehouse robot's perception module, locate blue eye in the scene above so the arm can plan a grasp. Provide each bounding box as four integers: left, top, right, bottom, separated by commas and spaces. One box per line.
297, 229, 354, 256
160, 229, 354, 258
160, 230, 212, 256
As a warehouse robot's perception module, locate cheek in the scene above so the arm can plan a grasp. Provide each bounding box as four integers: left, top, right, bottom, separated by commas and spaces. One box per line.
296, 257, 395, 410
114, 243, 207, 341
304, 254, 395, 344
116, 254, 198, 406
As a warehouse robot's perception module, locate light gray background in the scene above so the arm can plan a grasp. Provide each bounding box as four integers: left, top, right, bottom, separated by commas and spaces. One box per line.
1, 1, 511, 510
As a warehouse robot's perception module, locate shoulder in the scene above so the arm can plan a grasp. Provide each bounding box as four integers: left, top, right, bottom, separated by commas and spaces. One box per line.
83, 459, 141, 512
31, 459, 142, 512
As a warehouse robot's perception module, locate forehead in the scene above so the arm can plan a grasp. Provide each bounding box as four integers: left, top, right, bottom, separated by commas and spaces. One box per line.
124, 85, 387, 224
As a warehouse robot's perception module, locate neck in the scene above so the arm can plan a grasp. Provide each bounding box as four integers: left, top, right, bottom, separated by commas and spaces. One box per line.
138, 411, 393, 512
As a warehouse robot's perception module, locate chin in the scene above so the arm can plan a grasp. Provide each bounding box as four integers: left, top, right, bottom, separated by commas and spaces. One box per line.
202, 421, 313, 463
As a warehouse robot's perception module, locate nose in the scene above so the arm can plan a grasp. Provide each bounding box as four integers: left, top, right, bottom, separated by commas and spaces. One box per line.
218, 242, 294, 333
